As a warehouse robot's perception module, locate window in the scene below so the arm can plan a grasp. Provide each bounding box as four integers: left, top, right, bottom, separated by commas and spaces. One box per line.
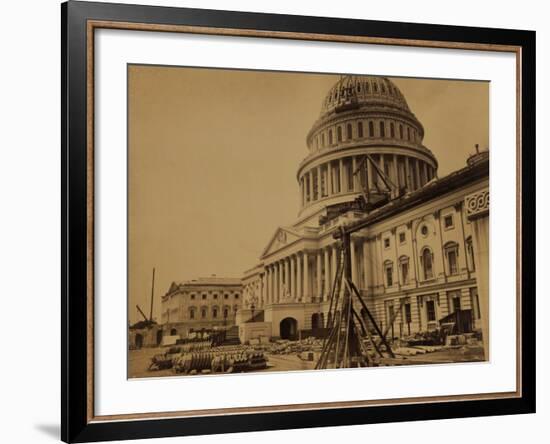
346, 123, 352, 140
321, 133, 325, 147
189, 307, 195, 319
384, 238, 390, 249
400, 257, 410, 284
234, 294, 239, 299
201, 307, 207, 318
404, 303, 412, 323
358, 121, 364, 138
421, 225, 428, 236
444, 214, 454, 229
390, 122, 395, 138
212, 307, 218, 318
426, 300, 436, 322
328, 129, 333, 145
421, 248, 434, 280
399, 232, 406, 244
407, 127, 411, 140
312, 169, 319, 200
337, 126, 342, 142
213, 294, 218, 299
444, 242, 459, 275
379, 121, 385, 137
374, 82, 378, 92
224, 294, 229, 299
381, 83, 386, 93
399, 124, 404, 139
190, 294, 196, 300
223, 307, 229, 318
385, 263, 393, 287
368, 121, 374, 137
202, 294, 207, 300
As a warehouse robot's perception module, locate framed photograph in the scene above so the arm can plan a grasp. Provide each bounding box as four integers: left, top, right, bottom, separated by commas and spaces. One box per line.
62, 1, 535, 442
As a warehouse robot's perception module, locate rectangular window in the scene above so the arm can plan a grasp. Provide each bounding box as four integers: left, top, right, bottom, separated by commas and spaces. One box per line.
426, 300, 436, 322
399, 232, 406, 244
448, 250, 458, 275
401, 261, 409, 284
358, 121, 364, 138
385, 265, 393, 287
384, 238, 390, 249
404, 303, 412, 323
444, 214, 454, 229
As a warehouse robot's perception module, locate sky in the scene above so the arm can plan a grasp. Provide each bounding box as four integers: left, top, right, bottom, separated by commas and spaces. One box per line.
127, 65, 488, 324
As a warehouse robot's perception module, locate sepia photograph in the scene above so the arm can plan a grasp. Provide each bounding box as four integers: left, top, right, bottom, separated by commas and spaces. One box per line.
127, 65, 490, 378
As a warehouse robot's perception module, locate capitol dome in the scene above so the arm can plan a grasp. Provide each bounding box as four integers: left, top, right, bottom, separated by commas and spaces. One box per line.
297, 75, 439, 218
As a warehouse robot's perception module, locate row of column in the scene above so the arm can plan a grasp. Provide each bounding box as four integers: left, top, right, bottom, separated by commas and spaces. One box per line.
300, 154, 436, 206
263, 245, 341, 305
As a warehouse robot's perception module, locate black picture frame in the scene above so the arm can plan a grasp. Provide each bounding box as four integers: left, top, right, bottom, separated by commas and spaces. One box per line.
62, 1, 536, 442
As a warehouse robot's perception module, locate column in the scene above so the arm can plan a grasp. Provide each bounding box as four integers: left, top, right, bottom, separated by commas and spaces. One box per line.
317, 165, 322, 198
308, 171, 313, 202
285, 257, 291, 300
297, 254, 302, 301
331, 245, 338, 283
405, 157, 411, 190
367, 154, 375, 191
415, 158, 421, 189
265, 265, 273, 304
422, 162, 428, 185
324, 247, 331, 301
393, 154, 400, 192
352, 156, 357, 191
260, 273, 265, 307
328, 162, 333, 195
290, 255, 296, 300
350, 238, 358, 284
303, 252, 309, 302
301, 178, 305, 206
339, 158, 344, 193
316, 251, 322, 302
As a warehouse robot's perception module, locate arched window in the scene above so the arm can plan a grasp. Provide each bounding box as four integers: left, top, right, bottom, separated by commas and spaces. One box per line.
381, 83, 386, 93
368, 121, 374, 137
321, 133, 325, 147
328, 129, 333, 145
189, 307, 196, 320
390, 122, 395, 138
337, 126, 342, 142
373, 82, 378, 93
379, 121, 386, 138
346, 123, 352, 140
212, 306, 218, 318
407, 127, 411, 140
444, 242, 459, 275
399, 124, 404, 139
421, 248, 434, 280
201, 306, 207, 319
223, 306, 229, 318
358, 121, 364, 138
466, 236, 475, 271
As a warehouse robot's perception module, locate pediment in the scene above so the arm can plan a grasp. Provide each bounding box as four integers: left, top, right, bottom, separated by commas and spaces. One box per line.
261, 227, 301, 258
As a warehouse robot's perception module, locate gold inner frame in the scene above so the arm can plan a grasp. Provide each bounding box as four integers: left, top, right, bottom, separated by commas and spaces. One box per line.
86, 19, 523, 423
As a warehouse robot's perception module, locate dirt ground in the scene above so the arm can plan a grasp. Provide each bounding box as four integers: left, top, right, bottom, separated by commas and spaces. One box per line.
128, 344, 484, 379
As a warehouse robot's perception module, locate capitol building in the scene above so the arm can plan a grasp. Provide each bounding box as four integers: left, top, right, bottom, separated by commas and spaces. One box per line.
160, 75, 489, 350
